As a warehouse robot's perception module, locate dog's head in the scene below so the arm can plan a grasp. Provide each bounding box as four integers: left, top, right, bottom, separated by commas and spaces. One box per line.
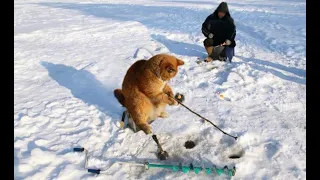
160, 55, 184, 81
147, 54, 184, 81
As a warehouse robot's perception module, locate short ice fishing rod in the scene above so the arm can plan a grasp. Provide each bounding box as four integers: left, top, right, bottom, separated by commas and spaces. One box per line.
172, 93, 238, 140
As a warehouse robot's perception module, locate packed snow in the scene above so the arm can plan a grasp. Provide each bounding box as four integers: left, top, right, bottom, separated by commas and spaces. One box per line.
14, 0, 306, 179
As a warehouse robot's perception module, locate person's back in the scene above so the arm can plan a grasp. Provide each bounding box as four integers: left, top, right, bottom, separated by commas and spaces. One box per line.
201, 2, 236, 62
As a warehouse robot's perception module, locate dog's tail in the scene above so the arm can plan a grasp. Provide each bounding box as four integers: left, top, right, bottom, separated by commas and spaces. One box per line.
114, 89, 125, 107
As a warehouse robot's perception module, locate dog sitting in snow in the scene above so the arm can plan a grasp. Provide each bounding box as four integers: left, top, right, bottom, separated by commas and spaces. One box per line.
114, 54, 184, 134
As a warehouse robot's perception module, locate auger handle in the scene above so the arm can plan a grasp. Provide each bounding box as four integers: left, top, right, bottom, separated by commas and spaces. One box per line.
73, 147, 85, 152
88, 169, 101, 174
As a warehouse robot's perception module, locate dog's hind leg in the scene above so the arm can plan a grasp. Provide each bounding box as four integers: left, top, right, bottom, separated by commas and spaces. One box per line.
126, 93, 154, 135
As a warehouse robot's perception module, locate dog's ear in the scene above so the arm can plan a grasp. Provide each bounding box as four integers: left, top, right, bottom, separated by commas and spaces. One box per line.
176, 58, 185, 66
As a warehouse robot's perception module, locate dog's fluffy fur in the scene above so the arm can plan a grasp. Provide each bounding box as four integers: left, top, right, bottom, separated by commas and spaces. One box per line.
114, 54, 184, 134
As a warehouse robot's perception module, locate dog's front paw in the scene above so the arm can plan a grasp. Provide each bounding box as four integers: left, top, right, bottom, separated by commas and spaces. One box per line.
169, 99, 179, 106
159, 112, 169, 118
165, 91, 174, 98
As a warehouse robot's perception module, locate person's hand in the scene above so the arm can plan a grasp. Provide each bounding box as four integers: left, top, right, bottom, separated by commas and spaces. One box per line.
221, 39, 231, 46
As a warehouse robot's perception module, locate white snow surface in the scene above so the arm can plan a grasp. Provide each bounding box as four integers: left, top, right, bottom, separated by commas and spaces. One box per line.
14, 0, 306, 179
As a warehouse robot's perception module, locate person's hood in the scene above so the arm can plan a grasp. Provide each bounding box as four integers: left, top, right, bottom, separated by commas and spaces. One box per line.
216, 2, 229, 13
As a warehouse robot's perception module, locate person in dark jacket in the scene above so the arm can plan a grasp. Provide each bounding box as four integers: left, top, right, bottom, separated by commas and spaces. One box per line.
201, 2, 236, 62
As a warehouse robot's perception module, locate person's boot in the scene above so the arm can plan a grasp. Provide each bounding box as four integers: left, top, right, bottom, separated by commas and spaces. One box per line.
205, 46, 214, 56
204, 56, 213, 62
204, 46, 214, 62
218, 56, 227, 61
218, 47, 227, 61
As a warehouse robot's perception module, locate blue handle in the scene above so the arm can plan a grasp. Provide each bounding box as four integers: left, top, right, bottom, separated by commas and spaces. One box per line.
73, 147, 85, 152
88, 169, 100, 174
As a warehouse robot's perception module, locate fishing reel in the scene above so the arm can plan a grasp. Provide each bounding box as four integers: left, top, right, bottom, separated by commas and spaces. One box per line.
174, 93, 185, 103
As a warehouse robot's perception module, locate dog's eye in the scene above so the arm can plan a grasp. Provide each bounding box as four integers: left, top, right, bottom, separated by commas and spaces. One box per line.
167, 69, 175, 73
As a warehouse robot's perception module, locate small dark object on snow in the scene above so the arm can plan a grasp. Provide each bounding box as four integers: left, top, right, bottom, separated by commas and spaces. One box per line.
184, 140, 196, 149
228, 154, 241, 159
175, 93, 185, 103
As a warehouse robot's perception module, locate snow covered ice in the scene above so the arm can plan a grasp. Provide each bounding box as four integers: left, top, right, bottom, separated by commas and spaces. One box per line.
15, 0, 306, 179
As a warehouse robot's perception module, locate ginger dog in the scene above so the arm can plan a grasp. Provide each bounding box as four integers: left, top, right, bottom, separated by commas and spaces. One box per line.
114, 54, 184, 134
